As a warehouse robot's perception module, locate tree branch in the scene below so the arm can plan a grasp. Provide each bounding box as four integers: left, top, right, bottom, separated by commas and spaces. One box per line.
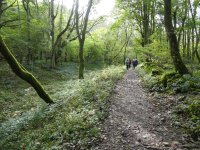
0, 18, 20, 29
1, 0, 17, 15
53, 2, 75, 49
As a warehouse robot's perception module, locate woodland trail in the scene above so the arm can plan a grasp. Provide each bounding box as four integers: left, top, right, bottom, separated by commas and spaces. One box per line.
93, 69, 200, 150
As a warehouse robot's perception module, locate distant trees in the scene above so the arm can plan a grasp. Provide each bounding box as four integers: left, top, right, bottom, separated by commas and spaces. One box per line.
50, 0, 75, 68
111, 17, 134, 64
117, 0, 157, 47
116, 0, 200, 74
1, 0, 199, 81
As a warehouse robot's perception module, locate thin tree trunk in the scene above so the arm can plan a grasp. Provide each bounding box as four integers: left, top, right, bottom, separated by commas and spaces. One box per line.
164, 0, 189, 75
17, 0, 23, 63
0, 36, 54, 104
142, 0, 149, 46
182, 29, 186, 57
186, 28, 191, 58
79, 42, 84, 79
195, 26, 200, 63
50, 0, 56, 68
23, 1, 32, 65
75, 0, 93, 79
191, 28, 195, 61
189, 0, 200, 63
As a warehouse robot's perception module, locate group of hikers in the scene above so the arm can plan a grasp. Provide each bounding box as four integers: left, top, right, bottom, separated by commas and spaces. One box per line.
125, 58, 138, 70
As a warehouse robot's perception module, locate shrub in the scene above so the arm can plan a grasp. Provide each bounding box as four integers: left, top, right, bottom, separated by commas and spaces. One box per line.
175, 99, 200, 140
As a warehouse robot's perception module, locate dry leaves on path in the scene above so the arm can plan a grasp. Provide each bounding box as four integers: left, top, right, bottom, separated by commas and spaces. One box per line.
93, 69, 200, 150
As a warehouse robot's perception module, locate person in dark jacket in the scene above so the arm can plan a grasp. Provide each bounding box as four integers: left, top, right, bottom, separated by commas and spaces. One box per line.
132, 59, 138, 69
129, 59, 131, 69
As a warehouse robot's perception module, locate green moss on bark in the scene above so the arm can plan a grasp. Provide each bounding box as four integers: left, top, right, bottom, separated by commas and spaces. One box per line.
0, 36, 54, 104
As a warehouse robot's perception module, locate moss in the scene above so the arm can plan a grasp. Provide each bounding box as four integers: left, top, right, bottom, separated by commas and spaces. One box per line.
0, 36, 54, 104
160, 71, 178, 87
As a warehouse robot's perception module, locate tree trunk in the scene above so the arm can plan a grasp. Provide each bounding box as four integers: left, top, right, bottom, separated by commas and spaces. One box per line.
189, 0, 200, 63
194, 31, 200, 63
150, 0, 156, 35
173, 7, 177, 30
191, 28, 195, 61
17, 0, 23, 63
164, 0, 189, 75
75, 0, 93, 79
79, 42, 84, 79
182, 29, 186, 57
186, 28, 191, 58
22, 1, 32, 65
142, 0, 149, 46
0, 36, 54, 104
50, 0, 56, 68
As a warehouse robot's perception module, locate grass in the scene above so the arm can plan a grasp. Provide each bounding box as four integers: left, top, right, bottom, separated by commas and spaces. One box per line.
0, 62, 125, 150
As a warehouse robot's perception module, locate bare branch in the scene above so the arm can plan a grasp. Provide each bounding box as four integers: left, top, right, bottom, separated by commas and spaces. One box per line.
22, 0, 28, 13
87, 17, 105, 33
0, 18, 20, 29
53, 2, 75, 49
112, 26, 133, 61
1, 0, 17, 15
82, 0, 93, 40
54, 3, 59, 19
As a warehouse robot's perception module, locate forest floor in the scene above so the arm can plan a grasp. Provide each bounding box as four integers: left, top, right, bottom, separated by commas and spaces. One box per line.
93, 69, 200, 150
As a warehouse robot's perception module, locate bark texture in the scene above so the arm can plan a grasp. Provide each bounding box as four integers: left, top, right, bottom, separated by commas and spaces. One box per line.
164, 0, 189, 75
0, 36, 54, 104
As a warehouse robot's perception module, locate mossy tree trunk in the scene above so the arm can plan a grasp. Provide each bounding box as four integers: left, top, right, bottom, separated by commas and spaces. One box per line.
0, 36, 54, 104
164, 0, 189, 75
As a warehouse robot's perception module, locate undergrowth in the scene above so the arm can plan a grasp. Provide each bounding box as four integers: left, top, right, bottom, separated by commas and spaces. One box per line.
136, 61, 200, 140
175, 98, 200, 141
0, 63, 125, 150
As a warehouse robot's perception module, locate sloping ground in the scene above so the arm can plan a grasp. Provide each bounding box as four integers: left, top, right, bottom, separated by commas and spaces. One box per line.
0, 64, 126, 149
94, 69, 200, 150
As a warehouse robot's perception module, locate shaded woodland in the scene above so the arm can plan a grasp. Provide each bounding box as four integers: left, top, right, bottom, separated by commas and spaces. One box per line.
0, 0, 200, 149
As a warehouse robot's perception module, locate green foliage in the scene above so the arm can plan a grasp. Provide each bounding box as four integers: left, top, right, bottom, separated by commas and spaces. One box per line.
175, 99, 200, 140
2, 0, 200, 146
0, 64, 125, 149
84, 35, 104, 64
137, 61, 200, 140
66, 29, 106, 64
137, 60, 200, 94
160, 71, 179, 87
66, 41, 79, 62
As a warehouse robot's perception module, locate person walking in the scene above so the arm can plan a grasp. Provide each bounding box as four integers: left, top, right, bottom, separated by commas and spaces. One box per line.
132, 59, 138, 69
125, 58, 130, 70
129, 59, 131, 69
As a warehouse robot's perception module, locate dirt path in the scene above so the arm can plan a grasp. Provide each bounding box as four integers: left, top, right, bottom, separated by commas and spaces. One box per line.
94, 69, 199, 150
